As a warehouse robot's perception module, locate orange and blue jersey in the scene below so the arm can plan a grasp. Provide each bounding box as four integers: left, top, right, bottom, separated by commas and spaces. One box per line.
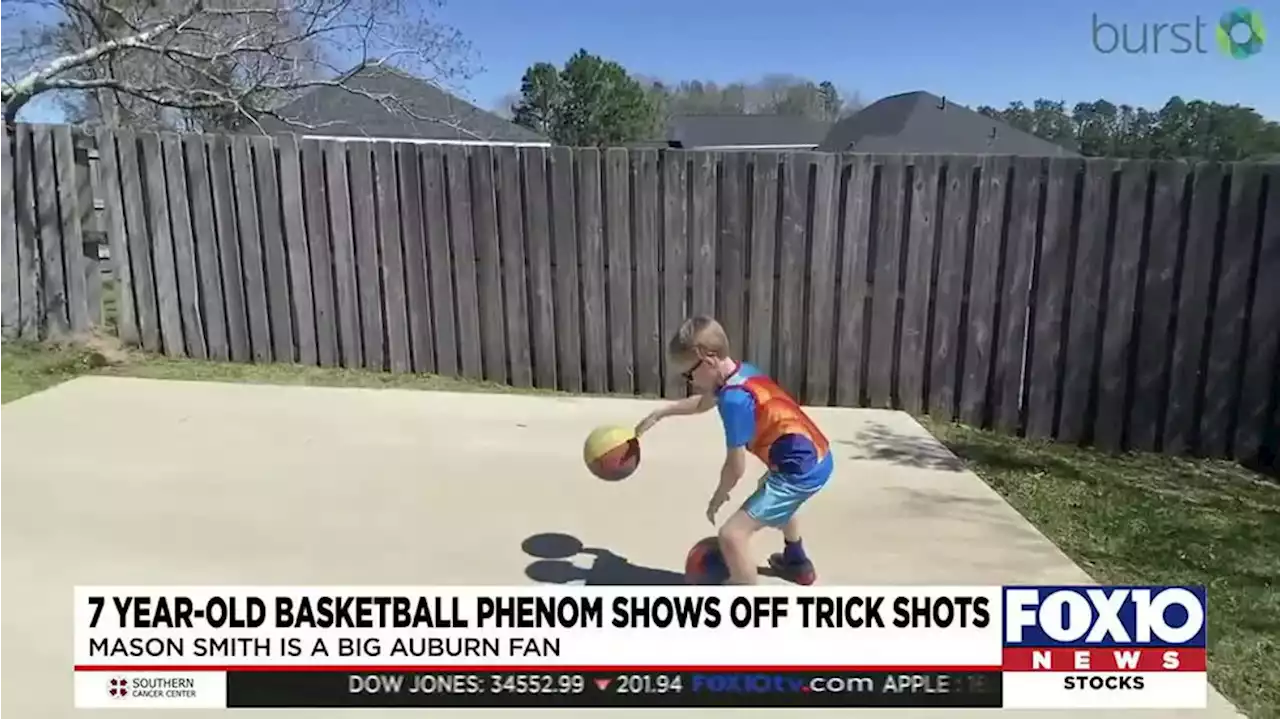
716, 362, 833, 494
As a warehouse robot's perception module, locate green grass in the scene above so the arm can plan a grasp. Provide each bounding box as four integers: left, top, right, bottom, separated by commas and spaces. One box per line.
1, 341, 117, 403
3, 340, 1277, 716
923, 418, 1278, 718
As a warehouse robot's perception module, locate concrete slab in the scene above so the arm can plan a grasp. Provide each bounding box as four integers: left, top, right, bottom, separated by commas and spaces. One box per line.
1, 376, 1244, 718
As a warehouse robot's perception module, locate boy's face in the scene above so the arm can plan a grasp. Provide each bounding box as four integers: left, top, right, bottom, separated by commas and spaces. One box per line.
675, 351, 720, 394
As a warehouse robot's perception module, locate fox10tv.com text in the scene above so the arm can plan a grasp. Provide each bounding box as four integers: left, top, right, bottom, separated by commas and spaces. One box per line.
73, 585, 1207, 709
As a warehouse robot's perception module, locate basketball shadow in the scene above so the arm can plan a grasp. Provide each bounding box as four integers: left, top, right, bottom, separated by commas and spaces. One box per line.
521, 533, 686, 586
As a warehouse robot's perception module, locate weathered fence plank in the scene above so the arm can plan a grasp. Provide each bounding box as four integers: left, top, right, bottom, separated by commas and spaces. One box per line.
1127, 162, 1188, 451
835, 154, 876, 408
34, 127, 69, 338
495, 146, 532, 387
93, 131, 137, 345
139, 133, 186, 354
207, 135, 249, 361
1024, 159, 1079, 439
301, 138, 338, 367
161, 134, 206, 358
373, 141, 410, 374
421, 145, 458, 376
804, 152, 839, 405
13, 126, 43, 341
396, 142, 434, 374
899, 155, 942, 414
54, 126, 90, 334
869, 156, 906, 408
746, 154, 779, 378
1094, 160, 1149, 451
1200, 164, 1263, 457
347, 142, 384, 370
690, 153, 717, 318
322, 139, 362, 368
1234, 165, 1280, 460
776, 152, 810, 396
1058, 159, 1118, 443
549, 146, 581, 392
444, 146, 483, 379
605, 148, 634, 394
991, 157, 1041, 433
251, 135, 295, 364
227, 133, 267, 358
522, 147, 556, 389
0, 124, 19, 337
959, 155, 1011, 426
718, 153, 748, 359
277, 135, 317, 366
184, 135, 228, 361
660, 151, 689, 397
577, 148, 608, 393
1164, 163, 1226, 454
632, 148, 662, 396
470, 145, 507, 383
230, 136, 270, 361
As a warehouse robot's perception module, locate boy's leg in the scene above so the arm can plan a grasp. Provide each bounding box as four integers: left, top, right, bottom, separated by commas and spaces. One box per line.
768, 515, 817, 585
765, 454, 833, 585
717, 509, 765, 585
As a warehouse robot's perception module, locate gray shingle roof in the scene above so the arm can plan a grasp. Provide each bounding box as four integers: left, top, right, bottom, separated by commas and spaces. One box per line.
818, 91, 1079, 156
256, 64, 548, 143
666, 115, 833, 148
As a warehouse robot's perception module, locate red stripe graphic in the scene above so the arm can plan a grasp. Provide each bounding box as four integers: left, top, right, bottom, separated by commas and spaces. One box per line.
1003, 647, 1205, 672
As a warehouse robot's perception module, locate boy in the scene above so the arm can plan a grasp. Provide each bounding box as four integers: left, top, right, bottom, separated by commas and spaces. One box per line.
634, 316, 834, 585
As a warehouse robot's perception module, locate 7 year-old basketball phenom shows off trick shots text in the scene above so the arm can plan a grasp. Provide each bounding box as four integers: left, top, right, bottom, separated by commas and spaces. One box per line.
634, 316, 835, 586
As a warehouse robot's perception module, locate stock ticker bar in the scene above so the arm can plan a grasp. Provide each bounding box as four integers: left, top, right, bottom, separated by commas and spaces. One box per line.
226, 669, 1004, 708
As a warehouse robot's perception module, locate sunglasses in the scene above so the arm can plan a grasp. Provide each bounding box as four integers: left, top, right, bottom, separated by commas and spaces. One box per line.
681, 358, 707, 382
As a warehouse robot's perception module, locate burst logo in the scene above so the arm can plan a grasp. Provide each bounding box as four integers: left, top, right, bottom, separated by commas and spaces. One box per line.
1217, 8, 1265, 58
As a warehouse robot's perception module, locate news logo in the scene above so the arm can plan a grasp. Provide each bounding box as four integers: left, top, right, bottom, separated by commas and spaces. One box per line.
1000, 586, 1208, 710
1004, 585, 1206, 648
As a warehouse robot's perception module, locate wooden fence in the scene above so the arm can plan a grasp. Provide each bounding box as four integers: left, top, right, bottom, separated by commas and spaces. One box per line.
1, 124, 106, 340
2, 123, 1278, 466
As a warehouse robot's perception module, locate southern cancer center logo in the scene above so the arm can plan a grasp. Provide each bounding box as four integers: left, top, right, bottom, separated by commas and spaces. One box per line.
108, 677, 129, 698
1217, 7, 1265, 58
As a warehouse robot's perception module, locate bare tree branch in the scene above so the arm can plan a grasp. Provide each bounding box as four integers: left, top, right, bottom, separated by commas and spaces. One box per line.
2, 0, 477, 132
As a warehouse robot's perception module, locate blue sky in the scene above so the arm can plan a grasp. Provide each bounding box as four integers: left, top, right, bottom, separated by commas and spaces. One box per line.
15, 0, 1278, 122
436, 0, 1277, 119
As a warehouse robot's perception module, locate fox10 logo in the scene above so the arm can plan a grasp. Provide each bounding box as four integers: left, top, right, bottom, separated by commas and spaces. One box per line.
1002, 586, 1207, 696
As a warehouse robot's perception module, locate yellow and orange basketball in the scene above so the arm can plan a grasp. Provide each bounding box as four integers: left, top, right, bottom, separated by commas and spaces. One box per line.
583, 425, 641, 481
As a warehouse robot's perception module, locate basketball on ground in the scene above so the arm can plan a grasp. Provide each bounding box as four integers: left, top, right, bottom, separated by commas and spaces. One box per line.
582, 425, 641, 481
684, 536, 728, 584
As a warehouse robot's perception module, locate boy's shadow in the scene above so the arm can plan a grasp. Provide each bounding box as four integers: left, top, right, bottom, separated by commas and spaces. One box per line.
521, 533, 686, 585
521, 533, 786, 585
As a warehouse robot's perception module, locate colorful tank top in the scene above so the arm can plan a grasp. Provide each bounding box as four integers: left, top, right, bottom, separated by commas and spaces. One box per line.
716, 362, 830, 479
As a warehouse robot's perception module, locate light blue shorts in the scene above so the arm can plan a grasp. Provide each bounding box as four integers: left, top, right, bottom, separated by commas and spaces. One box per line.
741, 453, 834, 527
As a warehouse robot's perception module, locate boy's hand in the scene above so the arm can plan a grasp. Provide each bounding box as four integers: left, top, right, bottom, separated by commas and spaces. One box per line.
706, 489, 730, 524
635, 412, 661, 437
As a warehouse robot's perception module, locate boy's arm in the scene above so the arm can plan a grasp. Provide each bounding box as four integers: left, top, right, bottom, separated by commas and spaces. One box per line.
716, 446, 748, 495
635, 392, 716, 435
714, 389, 754, 495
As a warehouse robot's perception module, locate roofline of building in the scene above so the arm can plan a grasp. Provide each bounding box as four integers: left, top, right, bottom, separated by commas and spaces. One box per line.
680, 143, 820, 151
298, 134, 552, 147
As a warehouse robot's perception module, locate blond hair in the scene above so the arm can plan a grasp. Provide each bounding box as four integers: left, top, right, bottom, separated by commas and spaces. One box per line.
668, 315, 731, 360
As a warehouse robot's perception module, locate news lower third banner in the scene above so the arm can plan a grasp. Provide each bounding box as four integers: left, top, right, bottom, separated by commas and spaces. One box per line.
73, 585, 1209, 710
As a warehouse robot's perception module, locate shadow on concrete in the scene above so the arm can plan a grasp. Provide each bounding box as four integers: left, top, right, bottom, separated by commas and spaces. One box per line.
521, 533, 793, 586
840, 421, 967, 472
521, 533, 686, 585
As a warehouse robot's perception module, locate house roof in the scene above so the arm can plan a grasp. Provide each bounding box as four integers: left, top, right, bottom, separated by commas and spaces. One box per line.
256, 64, 548, 144
666, 114, 833, 149
817, 91, 1080, 157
